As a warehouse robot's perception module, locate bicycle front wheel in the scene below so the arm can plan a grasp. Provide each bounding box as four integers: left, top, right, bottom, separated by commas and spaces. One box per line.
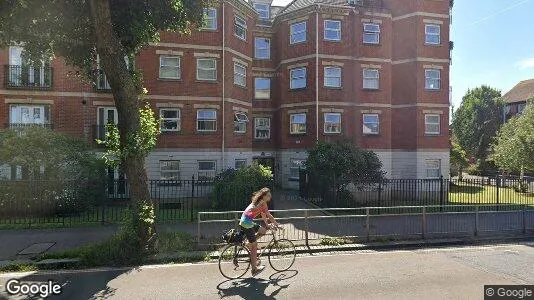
268, 239, 296, 272
218, 244, 251, 280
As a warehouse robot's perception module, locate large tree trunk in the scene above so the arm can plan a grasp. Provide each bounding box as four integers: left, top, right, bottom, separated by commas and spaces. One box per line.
89, 0, 155, 252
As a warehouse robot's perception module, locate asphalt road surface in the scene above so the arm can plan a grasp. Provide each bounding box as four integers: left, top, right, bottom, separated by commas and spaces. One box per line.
1, 242, 534, 300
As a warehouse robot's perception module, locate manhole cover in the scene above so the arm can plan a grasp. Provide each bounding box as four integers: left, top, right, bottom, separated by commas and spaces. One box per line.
17, 242, 55, 255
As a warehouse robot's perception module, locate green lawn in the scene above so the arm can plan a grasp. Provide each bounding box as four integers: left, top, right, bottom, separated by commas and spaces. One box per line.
448, 183, 534, 205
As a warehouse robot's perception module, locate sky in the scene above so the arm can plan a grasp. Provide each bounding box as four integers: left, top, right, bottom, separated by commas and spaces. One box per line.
271, 0, 534, 110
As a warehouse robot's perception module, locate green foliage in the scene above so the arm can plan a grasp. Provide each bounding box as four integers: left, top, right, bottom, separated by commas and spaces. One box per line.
451, 85, 504, 160
305, 140, 386, 187
450, 141, 468, 169
0, 127, 106, 216
492, 100, 534, 174
211, 163, 274, 210
450, 141, 469, 177
0, 0, 211, 77
98, 102, 161, 168
320, 237, 349, 246
155, 231, 196, 253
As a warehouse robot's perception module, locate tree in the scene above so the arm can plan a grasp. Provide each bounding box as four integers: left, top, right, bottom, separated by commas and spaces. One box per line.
0, 127, 106, 216
0, 0, 209, 253
492, 99, 534, 181
451, 86, 504, 164
450, 140, 468, 181
304, 141, 386, 204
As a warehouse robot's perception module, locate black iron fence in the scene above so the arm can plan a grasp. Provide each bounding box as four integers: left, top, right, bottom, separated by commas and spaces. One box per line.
299, 170, 534, 209
0, 178, 257, 228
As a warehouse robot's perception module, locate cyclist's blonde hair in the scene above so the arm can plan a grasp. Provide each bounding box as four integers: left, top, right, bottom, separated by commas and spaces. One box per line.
251, 187, 271, 205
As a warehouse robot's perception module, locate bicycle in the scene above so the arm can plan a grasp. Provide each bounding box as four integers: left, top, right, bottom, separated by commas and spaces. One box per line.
218, 224, 296, 279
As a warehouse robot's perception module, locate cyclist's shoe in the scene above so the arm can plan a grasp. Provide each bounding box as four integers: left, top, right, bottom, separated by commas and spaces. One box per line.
251, 265, 265, 277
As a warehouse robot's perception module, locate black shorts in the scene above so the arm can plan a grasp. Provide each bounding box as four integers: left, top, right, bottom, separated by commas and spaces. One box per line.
240, 223, 261, 243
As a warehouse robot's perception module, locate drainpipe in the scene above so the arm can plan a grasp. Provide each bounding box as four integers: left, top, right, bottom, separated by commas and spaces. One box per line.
222, 1, 226, 171
315, 5, 320, 142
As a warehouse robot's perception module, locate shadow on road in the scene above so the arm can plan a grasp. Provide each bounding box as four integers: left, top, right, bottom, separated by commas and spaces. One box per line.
1, 268, 134, 299
216, 270, 298, 299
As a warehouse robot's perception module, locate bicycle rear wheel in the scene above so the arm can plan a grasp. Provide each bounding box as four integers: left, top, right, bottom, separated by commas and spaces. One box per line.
268, 239, 296, 272
218, 244, 251, 279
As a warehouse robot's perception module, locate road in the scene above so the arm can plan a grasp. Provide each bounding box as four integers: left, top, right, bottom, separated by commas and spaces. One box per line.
1, 242, 534, 300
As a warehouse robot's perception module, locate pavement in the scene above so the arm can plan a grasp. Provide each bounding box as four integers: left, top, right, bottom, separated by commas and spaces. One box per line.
2, 190, 534, 263
0, 189, 316, 262
1, 242, 534, 299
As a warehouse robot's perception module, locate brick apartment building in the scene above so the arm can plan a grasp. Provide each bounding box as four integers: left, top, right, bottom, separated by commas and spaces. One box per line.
0, 0, 452, 190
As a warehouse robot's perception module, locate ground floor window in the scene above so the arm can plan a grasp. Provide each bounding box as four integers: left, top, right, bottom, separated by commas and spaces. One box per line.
160, 160, 180, 180
198, 161, 216, 180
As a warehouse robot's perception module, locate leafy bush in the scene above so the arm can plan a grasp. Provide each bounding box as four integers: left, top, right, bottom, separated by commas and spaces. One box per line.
0, 127, 106, 217
211, 163, 273, 210
303, 140, 386, 206
513, 181, 529, 193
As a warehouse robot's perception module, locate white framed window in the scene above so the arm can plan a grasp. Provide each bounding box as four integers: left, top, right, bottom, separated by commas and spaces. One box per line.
324, 113, 341, 134
160, 109, 181, 132
324, 20, 341, 41
234, 112, 249, 133
254, 3, 270, 19
290, 22, 307, 44
254, 78, 271, 99
363, 114, 380, 135
363, 23, 380, 44
202, 8, 217, 30
9, 105, 50, 128
254, 37, 271, 59
8, 46, 51, 88
254, 117, 271, 139
290, 67, 306, 89
160, 160, 180, 180
235, 159, 247, 169
198, 161, 216, 181
425, 69, 441, 90
324, 67, 342, 88
197, 109, 217, 132
233, 62, 247, 87
159, 56, 181, 79
290, 113, 306, 134
425, 114, 440, 135
197, 58, 217, 81
234, 15, 247, 40
425, 24, 441, 45
363, 69, 379, 89
289, 159, 305, 181
425, 159, 441, 178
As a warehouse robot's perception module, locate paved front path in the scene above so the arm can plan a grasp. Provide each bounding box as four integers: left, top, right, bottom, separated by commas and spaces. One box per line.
2, 243, 534, 299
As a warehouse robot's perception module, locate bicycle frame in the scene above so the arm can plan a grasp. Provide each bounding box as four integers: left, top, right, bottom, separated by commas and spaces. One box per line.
232, 227, 280, 262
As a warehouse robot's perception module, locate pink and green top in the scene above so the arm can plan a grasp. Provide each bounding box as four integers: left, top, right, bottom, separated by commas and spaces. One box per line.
239, 203, 268, 229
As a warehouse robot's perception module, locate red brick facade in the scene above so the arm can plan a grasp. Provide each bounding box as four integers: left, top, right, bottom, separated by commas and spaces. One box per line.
0, 0, 452, 182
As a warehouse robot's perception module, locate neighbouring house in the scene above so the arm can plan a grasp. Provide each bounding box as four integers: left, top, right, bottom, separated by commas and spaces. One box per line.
503, 79, 534, 121
0, 0, 452, 190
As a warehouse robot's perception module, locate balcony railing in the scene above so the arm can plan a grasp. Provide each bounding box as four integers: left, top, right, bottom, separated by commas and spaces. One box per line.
4, 65, 53, 90
94, 69, 111, 92
5, 123, 54, 130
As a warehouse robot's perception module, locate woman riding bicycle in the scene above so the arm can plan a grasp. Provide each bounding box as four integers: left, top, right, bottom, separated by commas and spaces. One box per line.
239, 187, 279, 277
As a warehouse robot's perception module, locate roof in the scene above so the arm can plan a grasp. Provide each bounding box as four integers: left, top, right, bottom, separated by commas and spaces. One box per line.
503, 79, 534, 104
279, 0, 355, 15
